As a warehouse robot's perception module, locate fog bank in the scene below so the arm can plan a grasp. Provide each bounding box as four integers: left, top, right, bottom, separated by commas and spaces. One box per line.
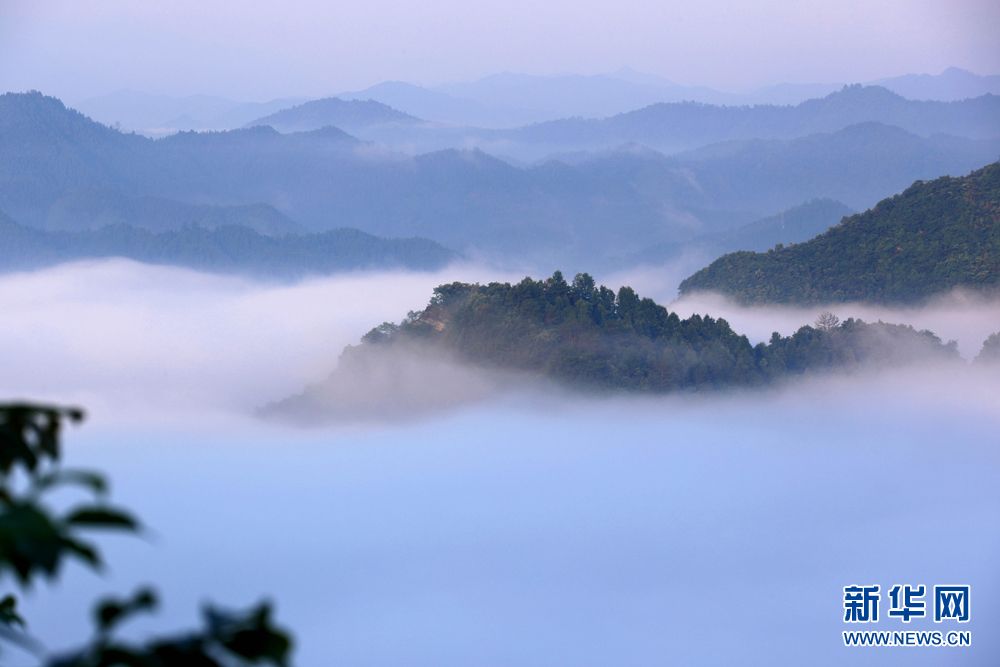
2, 260, 997, 428
2, 259, 998, 666
0, 259, 516, 425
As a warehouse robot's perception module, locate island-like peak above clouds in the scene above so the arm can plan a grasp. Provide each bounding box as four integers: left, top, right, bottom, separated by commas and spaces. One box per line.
679, 161, 1000, 305
263, 270, 965, 422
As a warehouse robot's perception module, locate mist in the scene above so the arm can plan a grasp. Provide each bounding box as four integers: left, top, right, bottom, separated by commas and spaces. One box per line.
1, 260, 998, 666
0, 259, 520, 424
602, 265, 1000, 360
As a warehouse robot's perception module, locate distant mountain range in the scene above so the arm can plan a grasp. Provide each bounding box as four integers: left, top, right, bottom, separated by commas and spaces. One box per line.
679, 161, 1000, 305
0, 210, 458, 276
3, 91, 998, 270
73, 89, 309, 137
72, 67, 1000, 136
244, 85, 1000, 162
871, 67, 1000, 102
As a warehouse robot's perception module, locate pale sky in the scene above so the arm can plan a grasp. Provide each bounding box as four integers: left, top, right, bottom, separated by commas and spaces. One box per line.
1, 0, 998, 102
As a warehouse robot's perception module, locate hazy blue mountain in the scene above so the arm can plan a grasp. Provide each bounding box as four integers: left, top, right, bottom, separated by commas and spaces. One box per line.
73, 89, 308, 136
712, 199, 855, 251
300, 85, 1000, 163
73, 89, 240, 132
248, 97, 419, 132
0, 212, 458, 276
39, 191, 303, 235
664, 122, 1000, 212
430, 68, 998, 124
435, 72, 715, 119
627, 198, 856, 267
4, 92, 999, 271
604, 69, 843, 106
335, 81, 547, 128
433, 71, 845, 119
500, 86, 1000, 159
872, 67, 1000, 102
741, 82, 844, 106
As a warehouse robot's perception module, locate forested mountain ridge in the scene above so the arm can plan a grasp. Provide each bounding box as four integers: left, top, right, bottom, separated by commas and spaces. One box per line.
678, 161, 1000, 304
0, 212, 459, 276
268, 272, 962, 418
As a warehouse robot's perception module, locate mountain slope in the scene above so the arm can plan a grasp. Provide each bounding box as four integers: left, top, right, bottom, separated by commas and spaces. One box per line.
678, 162, 1000, 304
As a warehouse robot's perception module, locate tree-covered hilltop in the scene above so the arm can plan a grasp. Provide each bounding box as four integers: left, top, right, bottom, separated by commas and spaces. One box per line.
678, 161, 1000, 305
328, 272, 960, 395
0, 212, 459, 276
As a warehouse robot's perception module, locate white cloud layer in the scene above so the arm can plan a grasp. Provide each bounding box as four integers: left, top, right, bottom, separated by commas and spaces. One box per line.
1, 260, 997, 429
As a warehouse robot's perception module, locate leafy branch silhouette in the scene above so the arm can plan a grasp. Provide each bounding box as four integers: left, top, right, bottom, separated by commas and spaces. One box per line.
0, 403, 293, 667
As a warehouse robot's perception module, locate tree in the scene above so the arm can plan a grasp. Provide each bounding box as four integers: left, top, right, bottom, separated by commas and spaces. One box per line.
0, 402, 292, 666
814, 311, 840, 331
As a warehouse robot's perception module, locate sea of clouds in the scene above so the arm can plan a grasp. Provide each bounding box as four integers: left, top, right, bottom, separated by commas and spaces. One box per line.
1, 260, 998, 666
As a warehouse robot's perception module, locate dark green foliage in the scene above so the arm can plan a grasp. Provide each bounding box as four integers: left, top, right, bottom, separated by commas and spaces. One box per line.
679, 161, 1000, 305
0, 214, 458, 276
0, 403, 136, 585
0, 403, 293, 666
360, 272, 960, 392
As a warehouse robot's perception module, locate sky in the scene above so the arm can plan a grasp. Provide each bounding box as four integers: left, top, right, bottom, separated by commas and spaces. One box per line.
1, 0, 998, 103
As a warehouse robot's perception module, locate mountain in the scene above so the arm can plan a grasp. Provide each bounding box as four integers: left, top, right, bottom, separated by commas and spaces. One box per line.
40, 192, 303, 235
0, 213, 458, 276
435, 71, 721, 119
334, 81, 546, 129
264, 271, 961, 419
678, 161, 1000, 305
3, 92, 999, 271
73, 89, 308, 136
73, 90, 239, 132
660, 122, 1000, 213
433, 71, 845, 121
247, 97, 420, 132
629, 198, 855, 267
873, 67, 1000, 102
501, 86, 1000, 158
320, 85, 1000, 163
